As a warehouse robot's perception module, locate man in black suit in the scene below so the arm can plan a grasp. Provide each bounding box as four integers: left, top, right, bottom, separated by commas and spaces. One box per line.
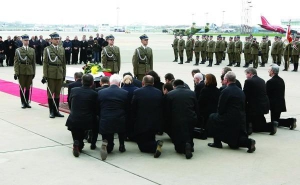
266, 64, 297, 129
121, 72, 142, 88
4, 36, 15, 66
95, 76, 110, 92
207, 71, 256, 153
194, 72, 205, 99
166, 79, 199, 159
131, 75, 164, 158
67, 72, 83, 109
98, 74, 129, 160
243, 67, 277, 135
65, 74, 98, 157
79, 35, 88, 64
72, 36, 80, 64
36, 35, 47, 65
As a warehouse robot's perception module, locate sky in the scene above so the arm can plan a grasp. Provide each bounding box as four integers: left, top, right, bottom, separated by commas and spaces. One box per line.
1, 0, 300, 27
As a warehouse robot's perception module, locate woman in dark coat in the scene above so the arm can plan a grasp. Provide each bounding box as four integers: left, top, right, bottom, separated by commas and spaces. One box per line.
147, 70, 164, 93
198, 74, 220, 138
121, 75, 139, 140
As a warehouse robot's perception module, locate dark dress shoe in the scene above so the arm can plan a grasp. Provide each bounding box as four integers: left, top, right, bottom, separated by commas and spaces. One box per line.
73, 140, 80, 157
26, 104, 31, 108
185, 61, 190, 63
290, 118, 297, 130
282, 69, 288, 71
193, 64, 199, 66
270, 121, 278, 135
90, 144, 96, 150
119, 145, 126, 153
173, 60, 178, 62
227, 64, 232, 66
247, 139, 256, 153
154, 140, 163, 158
208, 143, 223, 148
185, 143, 193, 159
55, 112, 64, 117
178, 62, 183, 64
21, 103, 26, 109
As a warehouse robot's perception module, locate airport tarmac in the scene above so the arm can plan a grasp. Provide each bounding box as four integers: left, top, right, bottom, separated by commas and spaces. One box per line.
0, 32, 299, 185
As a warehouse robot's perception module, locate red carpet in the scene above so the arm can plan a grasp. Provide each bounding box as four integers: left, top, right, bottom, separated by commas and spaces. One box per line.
0, 79, 68, 105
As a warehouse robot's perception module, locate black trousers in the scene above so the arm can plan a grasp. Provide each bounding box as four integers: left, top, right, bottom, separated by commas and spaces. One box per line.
271, 111, 293, 128
65, 52, 71, 64
248, 114, 271, 132
80, 50, 87, 64
214, 132, 251, 149
135, 131, 157, 153
102, 133, 125, 153
71, 128, 85, 150
91, 124, 99, 145
72, 52, 79, 64
36, 52, 42, 65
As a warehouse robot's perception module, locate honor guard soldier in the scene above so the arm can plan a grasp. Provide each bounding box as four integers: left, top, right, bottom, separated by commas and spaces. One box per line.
42, 32, 66, 118
234, 35, 243, 67
215, 35, 226, 65
193, 35, 201, 65
250, 38, 260, 68
200, 35, 208, 64
277, 36, 284, 66
132, 34, 153, 80
102, 34, 121, 74
207, 35, 215, 67
291, 35, 300, 72
227, 37, 235, 66
222, 37, 227, 60
14, 34, 36, 109
243, 37, 251, 67
266, 35, 271, 62
271, 36, 279, 64
259, 37, 268, 67
190, 35, 195, 62
283, 41, 292, 71
172, 34, 179, 62
177, 34, 185, 64
185, 35, 193, 63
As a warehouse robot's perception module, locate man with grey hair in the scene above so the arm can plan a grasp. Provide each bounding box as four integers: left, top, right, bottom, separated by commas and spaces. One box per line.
131, 75, 164, 158
98, 74, 129, 160
266, 64, 297, 130
208, 71, 256, 153
243, 67, 277, 135
194, 73, 205, 99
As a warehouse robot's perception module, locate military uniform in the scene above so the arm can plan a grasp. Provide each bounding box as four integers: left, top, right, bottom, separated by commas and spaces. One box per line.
42, 32, 66, 118
234, 36, 243, 67
193, 36, 201, 65
283, 43, 292, 71
172, 36, 179, 62
185, 37, 193, 63
227, 37, 235, 66
291, 37, 300, 71
259, 38, 268, 66
200, 36, 207, 64
102, 35, 121, 74
132, 34, 153, 80
250, 39, 260, 68
243, 38, 251, 67
207, 36, 215, 67
271, 38, 279, 63
266, 38, 271, 62
222, 37, 227, 60
14, 34, 36, 108
177, 35, 185, 64
277, 39, 284, 65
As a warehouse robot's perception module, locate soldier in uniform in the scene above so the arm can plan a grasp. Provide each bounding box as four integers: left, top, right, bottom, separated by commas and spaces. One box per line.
283, 41, 292, 71
42, 32, 66, 118
266, 35, 271, 63
102, 34, 121, 74
200, 35, 207, 64
259, 37, 268, 67
291, 35, 300, 72
207, 35, 215, 67
227, 37, 235, 66
277, 36, 284, 66
222, 37, 227, 60
185, 35, 193, 63
177, 34, 185, 64
132, 34, 153, 80
234, 35, 243, 67
190, 35, 195, 62
271, 36, 279, 64
193, 35, 201, 66
13, 34, 36, 109
250, 38, 260, 69
172, 34, 179, 62
243, 37, 251, 68
214, 35, 224, 65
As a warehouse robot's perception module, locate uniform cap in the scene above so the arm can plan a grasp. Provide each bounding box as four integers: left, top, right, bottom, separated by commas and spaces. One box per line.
275, 36, 279, 38
107, 34, 115, 40
21, 34, 29, 40
210, 35, 213, 37
229, 37, 233, 39
262, 37, 266, 39
236, 35, 240, 38
217, 35, 221, 38
196, 35, 199, 38
49, 32, 60, 39
253, 38, 257, 40
140, 34, 149, 40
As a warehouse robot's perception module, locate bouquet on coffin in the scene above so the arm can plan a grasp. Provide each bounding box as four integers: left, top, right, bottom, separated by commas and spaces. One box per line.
82, 62, 112, 80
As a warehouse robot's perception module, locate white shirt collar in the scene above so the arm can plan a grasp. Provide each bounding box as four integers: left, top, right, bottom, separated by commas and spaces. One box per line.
142, 45, 147, 49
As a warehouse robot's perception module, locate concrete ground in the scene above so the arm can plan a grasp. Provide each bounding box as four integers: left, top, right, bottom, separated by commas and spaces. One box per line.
0, 32, 299, 185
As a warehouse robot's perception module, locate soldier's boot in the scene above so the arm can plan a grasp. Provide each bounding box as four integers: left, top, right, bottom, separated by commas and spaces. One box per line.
249, 60, 253, 64
25, 89, 31, 108
173, 58, 178, 62
193, 58, 199, 66
260, 62, 265, 67
234, 62, 240, 67
207, 60, 212, 67
243, 63, 249, 68
292, 63, 298, 72
48, 99, 55, 118
283, 62, 288, 71
227, 61, 233, 66
54, 98, 64, 117
20, 90, 26, 109
178, 57, 183, 64
214, 61, 220, 65
200, 59, 205, 64
185, 59, 190, 63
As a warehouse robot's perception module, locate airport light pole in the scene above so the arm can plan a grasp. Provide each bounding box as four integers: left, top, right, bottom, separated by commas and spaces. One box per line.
192, 13, 195, 24
205, 12, 209, 24
117, 7, 120, 29
222, 11, 225, 28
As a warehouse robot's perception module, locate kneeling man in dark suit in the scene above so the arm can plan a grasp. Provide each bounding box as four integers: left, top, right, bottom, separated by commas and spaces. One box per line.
66, 74, 98, 157
208, 71, 256, 153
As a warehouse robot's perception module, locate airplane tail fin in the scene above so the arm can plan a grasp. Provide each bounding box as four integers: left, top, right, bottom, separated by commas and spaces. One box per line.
261, 16, 270, 25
